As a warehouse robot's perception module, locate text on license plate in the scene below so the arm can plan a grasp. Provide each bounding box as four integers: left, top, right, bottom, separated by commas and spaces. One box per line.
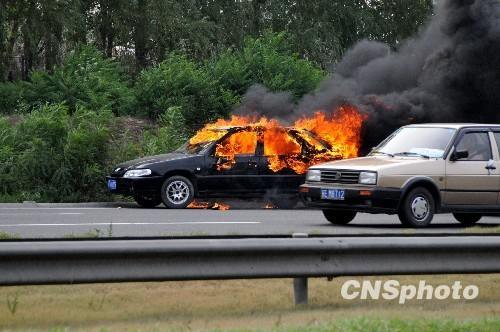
321, 189, 345, 200
107, 179, 117, 190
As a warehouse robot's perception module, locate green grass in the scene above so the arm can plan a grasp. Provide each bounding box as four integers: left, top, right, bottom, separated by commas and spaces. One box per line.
266, 318, 500, 332
462, 225, 500, 234
0, 231, 19, 239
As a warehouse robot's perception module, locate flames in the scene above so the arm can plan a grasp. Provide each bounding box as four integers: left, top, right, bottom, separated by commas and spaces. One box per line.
189, 105, 365, 174
187, 200, 230, 210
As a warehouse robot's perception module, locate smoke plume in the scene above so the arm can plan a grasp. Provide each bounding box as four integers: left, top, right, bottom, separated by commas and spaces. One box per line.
236, 0, 500, 153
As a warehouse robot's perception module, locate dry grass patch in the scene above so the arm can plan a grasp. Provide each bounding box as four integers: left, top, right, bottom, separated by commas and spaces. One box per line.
0, 275, 498, 331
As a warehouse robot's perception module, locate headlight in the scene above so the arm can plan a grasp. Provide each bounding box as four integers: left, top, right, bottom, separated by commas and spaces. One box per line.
306, 169, 321, 182
359, 171, 377, 185
123, 169, 152, 178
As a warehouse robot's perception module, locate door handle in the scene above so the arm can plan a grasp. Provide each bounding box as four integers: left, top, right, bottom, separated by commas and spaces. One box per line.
485, 160, 496, 173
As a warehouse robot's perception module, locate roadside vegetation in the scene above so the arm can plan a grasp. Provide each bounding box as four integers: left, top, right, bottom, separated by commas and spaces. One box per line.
0, 274, 498, 331
0, 2, 433, 202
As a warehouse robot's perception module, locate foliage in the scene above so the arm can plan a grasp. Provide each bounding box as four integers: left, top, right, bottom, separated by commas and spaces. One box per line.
21, 46, 136, 115
141, 106, 189, 155
0, 0, 434, 79
209, 32, 325, 100
0, 81, 23, 114
0, 104, 115, 202
135, 53, 237, 129
136, 33, 324, 132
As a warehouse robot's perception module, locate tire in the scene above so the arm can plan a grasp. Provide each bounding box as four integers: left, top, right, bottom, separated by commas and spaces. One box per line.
161, 176, 195, 209
398, 187, 435, 228
134, 195, 162, 208
322, 210, 357, 225
270, 196, 299, 209
453, 213, 482, 226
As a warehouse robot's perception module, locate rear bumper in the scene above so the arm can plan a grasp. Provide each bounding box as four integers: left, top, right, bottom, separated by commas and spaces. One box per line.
106, 176, 163, 197
299, 184, 401, 213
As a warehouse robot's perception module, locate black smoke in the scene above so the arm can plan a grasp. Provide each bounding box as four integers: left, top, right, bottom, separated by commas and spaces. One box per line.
235, 0, 500, 154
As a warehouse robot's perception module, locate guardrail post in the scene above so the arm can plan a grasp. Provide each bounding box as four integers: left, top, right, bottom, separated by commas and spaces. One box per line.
292, 233, 309, 305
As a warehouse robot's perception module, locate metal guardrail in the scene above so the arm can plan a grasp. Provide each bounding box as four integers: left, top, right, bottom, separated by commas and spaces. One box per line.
1, 235, 499, 304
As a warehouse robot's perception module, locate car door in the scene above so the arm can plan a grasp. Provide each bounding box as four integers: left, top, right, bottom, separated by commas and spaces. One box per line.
202, 130, 261, 195
444, 130, 500, 205
490, 130, 500, 204
258, 128, 305, 194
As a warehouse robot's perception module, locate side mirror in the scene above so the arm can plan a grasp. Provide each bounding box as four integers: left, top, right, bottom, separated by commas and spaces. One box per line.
450, 149, 469, 161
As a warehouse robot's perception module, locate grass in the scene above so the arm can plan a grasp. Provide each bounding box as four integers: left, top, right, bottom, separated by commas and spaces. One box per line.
462, 225, 500, 234
0, 231, 19, 239
272, 318, 500, 332
0, 274, 498, 331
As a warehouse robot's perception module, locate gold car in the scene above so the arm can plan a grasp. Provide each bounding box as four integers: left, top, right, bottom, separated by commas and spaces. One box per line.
300, 124, 500, 227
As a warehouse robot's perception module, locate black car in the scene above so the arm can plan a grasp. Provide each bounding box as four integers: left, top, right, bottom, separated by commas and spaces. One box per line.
106, 125, 340, 208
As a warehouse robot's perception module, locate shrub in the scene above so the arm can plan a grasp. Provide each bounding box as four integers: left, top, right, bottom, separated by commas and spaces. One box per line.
135, 53, 238, 130
208, 32, 326, 101
0, 104, 114, 202
142, 106, 189, 155
0, 81, 23, 114
21, 46, 136, 115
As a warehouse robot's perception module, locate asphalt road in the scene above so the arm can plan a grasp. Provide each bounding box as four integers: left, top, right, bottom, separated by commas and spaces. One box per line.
0, 202, 499, 238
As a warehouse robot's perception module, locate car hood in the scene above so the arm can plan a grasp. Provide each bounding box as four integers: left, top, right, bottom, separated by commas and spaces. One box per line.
311, 156, 437, 172
115, 153, 198, 171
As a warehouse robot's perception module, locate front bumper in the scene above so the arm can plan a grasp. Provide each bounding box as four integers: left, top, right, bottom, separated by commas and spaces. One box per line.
299, 183, 401, 213
106, 176, 163, 197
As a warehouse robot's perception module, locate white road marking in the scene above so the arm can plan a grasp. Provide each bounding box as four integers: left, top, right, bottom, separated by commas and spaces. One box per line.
0, 212, 84, 216
0, 221, 260, 227
0, 207, 121, 210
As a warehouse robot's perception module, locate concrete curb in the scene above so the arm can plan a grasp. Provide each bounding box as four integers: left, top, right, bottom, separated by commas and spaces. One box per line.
0, 199, 307, 210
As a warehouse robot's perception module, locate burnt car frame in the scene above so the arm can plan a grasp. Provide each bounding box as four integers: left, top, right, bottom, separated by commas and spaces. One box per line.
106, 125, 335, 208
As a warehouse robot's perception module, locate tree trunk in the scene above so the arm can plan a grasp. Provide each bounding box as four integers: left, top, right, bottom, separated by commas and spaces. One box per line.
134, 0, 148, 73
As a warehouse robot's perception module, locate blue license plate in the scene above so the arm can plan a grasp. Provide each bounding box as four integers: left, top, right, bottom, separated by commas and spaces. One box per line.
321, 189, 345, 200
107, 179, 117, 190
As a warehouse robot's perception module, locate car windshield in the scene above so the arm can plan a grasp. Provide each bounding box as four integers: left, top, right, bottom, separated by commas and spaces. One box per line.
371, 127, 456, 158
176, 141, 214, 154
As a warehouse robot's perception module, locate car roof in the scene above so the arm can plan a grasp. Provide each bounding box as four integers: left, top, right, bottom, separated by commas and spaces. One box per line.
404, 123, 500, 129
209, 125, 296, 131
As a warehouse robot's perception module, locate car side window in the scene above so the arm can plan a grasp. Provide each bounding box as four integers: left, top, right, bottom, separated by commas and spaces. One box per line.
455, 132, 492, 161
215, 131, 257, 156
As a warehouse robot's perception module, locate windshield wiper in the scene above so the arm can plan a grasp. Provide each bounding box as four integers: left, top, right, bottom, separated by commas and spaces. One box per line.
393, 152, 430, 159
371, 150, 394, 157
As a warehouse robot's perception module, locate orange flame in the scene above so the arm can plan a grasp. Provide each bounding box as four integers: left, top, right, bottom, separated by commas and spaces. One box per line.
189, 105, 365, 174
187, 200, 230, 210
212, 202, 230, 210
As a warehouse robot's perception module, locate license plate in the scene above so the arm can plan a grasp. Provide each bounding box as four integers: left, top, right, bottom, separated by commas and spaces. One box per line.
107, 179, 117, 190
321, 189, 345, 200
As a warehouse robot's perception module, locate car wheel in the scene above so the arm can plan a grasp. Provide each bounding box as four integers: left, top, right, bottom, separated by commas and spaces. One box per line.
270, 196, 299, 209
322, 210, 357, 225
161, 176, 195, 209
398, 187, 435, 228
134, 195, 162, 208
453, 213, 481, 226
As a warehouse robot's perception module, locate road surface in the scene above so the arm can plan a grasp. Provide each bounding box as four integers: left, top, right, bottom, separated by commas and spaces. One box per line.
0, 203, 499, 238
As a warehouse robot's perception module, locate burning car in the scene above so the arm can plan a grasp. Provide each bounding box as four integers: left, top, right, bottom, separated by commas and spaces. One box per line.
106, 106, 364, 208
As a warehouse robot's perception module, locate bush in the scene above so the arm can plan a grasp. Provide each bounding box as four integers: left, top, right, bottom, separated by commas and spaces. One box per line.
0, 104, 115, 202
21, 46, 136, 115
135, 53, 238, 130
0, 81, 23, 114
141, 106, 189, 155
208, 32, 326, 101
